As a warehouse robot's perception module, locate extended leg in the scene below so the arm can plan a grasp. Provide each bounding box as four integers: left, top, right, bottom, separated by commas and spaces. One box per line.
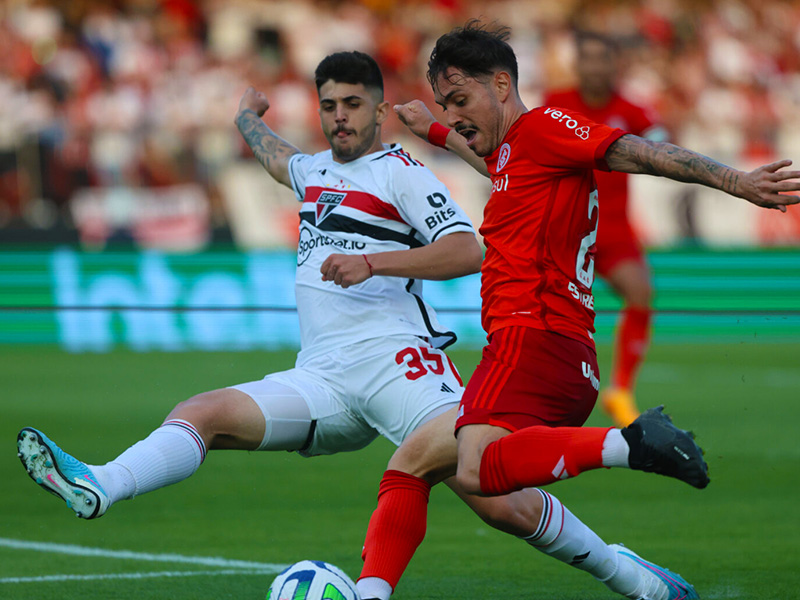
457, 409, 708, 499
355, 407, 700, 600
602, 259, 654, 427
17, 380, 312, 519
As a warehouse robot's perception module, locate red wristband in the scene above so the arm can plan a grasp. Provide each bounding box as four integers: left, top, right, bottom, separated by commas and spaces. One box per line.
427, 122, 451, 149
362, 254, 374, 277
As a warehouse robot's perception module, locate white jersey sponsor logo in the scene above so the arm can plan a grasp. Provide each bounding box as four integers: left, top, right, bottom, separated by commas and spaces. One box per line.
297, 225, 366, 266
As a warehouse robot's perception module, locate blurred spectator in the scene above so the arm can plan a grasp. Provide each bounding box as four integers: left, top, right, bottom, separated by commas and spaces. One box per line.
0, 0, 798, 246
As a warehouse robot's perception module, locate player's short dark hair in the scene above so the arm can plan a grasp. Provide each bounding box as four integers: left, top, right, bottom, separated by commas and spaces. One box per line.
427, 19, 518, 88
314, 51, 384, 98
575, 30, 619, 53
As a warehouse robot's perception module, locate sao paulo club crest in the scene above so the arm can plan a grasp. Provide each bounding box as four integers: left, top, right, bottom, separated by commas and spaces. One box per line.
497, 143, 511, 172
316, 191, 347, 224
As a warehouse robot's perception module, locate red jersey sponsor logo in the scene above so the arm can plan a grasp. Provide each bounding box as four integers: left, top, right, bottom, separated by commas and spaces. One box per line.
543, 108, 591, 140
582, 361, 600, 390
491, 173, 509, 194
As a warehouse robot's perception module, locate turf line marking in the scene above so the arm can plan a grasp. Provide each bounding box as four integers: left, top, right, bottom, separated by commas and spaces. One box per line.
0, 537, 287, 571
1, 569, 272, 584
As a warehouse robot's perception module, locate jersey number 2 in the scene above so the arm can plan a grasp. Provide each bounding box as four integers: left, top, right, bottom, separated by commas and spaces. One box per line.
576, 189, 599, 287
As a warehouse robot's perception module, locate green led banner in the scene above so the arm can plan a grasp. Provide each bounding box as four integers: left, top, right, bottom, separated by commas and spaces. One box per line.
0, 247, 798, 350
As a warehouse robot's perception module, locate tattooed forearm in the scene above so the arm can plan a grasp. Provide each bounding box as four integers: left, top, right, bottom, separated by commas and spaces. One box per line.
235, 109, 300, 186
606, 134, 742, 196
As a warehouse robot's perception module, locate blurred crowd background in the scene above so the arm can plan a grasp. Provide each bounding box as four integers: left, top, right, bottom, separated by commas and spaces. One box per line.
2, 0, 800, 249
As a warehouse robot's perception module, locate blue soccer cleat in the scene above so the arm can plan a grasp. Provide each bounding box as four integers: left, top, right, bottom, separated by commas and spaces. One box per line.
17, 427, 110, 519
610, 544, 700, 600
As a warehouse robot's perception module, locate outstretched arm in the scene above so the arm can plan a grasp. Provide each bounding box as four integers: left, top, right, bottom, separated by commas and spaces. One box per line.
234, 87, 301, 188
606, 134, 800, 212
394, 100, 489, 177
320, 231, 482, 289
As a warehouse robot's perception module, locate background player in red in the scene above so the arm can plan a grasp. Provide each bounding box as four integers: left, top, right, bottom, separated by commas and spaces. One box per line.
544, 31, 669, 427
397, 19, 800, 600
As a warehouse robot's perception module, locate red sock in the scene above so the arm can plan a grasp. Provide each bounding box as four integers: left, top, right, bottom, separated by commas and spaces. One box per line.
480, 426, 612, 495
612, 307, 652, 390
359, 470, 431, 590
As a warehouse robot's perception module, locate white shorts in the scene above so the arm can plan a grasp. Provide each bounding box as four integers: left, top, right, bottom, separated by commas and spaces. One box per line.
232, 335, 463, 457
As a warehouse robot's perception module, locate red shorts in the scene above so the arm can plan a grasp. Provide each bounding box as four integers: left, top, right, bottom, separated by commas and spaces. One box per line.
595, 218, 644, 277
456, 327, 600, 433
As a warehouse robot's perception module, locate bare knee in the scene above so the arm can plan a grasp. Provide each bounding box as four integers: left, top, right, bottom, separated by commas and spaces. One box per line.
386, 409, 460, 486
387, 434, 457, 486
611, 264, 653, 308
167, 389, 262, 450
624, 278, 653, 309
604, 259, 653, 310
455, 425, 508, 497
455, 463, 483, 496
475, 492, 543, 536
168, 392, 225, 440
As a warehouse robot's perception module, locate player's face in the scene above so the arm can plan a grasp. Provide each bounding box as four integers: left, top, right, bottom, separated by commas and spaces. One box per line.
318, 80, 389, 163
433, 67, 505, 157
576, 39, 616, 95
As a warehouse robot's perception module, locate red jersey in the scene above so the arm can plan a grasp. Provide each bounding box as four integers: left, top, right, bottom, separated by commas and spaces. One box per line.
480, 108, 624, 346
543, 90, 661, 223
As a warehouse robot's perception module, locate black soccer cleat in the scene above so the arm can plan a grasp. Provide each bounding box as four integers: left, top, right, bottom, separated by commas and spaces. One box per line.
621, 405, 710, 489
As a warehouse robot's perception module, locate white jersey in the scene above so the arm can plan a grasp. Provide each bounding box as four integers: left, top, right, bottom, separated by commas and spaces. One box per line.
287, 143, 475, 364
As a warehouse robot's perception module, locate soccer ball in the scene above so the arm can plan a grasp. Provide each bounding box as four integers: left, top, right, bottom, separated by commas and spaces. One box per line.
266, 560, 359, 600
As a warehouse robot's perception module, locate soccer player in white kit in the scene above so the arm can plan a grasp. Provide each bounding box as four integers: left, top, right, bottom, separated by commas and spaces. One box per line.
16, 51, 533, 600
17, 51, 713, 600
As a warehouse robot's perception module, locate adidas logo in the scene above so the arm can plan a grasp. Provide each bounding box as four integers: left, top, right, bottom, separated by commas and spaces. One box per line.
440, 383, 455, 393
551, 455, 571, 480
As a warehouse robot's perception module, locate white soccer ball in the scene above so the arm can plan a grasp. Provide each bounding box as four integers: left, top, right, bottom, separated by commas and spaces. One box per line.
266, 560, 359, 600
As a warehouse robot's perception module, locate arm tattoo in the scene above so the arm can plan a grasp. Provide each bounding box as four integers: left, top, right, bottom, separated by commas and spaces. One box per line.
235, 109, 300, 182
606, 134, 741, 196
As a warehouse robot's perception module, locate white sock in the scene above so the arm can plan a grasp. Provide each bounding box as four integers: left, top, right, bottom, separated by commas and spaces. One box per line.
602, 550, 649, 598
356, 576, 392, 600
90, 419, 207, 505
608, 549, 672, 600
522, 490, 619, 579
601, 428, 630, 468
521, 490, 654, 598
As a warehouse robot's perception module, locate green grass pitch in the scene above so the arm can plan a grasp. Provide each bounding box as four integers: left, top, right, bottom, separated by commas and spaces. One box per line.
1, 342, 799, 599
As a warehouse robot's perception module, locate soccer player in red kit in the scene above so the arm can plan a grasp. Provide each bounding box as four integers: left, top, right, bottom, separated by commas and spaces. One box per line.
395, 19, 800, 599
544, 31, 668, 426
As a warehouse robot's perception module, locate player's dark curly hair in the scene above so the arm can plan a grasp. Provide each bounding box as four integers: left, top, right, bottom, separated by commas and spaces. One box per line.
427, 20, 518, 89
314, 51, 384, 98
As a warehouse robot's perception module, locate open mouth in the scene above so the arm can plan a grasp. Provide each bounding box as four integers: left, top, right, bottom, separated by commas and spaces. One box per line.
457, 127, 478, 146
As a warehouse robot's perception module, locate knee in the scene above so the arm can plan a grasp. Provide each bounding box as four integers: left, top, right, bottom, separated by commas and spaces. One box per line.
453, 434, 499, 497
455, 463, 483, 497
387, 437, 457, 486
475, 496, 541, 536
624, 279, 653, 309
168, 391, 229, 440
